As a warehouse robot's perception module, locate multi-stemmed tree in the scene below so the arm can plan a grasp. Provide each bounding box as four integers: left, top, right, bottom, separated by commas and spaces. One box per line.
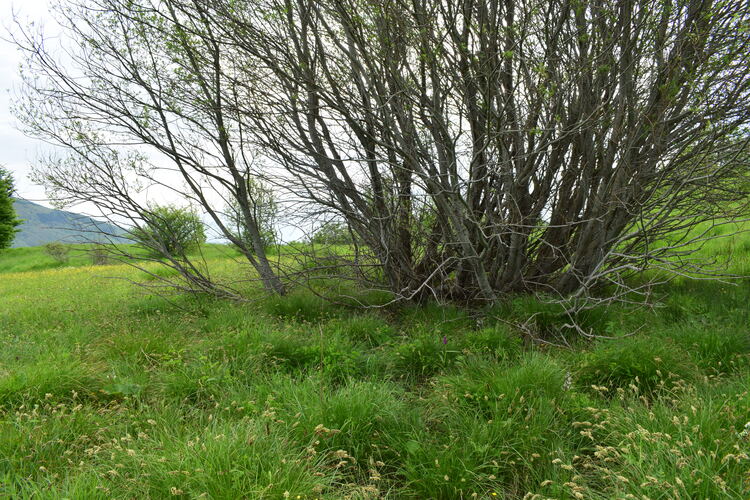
214, 0, 750, 302
12, 0, 750, 305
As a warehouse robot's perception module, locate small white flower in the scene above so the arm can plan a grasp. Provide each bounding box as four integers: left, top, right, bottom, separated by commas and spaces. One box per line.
563, 371, 573, 391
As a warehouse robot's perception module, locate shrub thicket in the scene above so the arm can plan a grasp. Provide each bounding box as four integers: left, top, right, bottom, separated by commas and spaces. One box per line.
130, 204, 206, 257
43, 242, 70, 264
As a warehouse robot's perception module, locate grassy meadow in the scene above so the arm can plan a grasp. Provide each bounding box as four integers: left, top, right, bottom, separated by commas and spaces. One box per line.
0, 234, 749, 499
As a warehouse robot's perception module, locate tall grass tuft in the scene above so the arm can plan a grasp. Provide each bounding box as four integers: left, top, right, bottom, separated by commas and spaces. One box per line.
576, 335, 701, 396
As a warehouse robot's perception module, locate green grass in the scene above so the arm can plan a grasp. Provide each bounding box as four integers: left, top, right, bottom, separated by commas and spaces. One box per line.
1, 233, 749, 498
0, 243, 243, 274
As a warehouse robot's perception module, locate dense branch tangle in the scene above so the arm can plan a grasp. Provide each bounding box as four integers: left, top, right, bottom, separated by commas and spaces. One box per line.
14, 0, 750, 303
220, 0, 750, 301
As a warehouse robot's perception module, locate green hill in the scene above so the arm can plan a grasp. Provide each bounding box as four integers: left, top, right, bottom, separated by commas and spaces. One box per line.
11, 198, 125, 247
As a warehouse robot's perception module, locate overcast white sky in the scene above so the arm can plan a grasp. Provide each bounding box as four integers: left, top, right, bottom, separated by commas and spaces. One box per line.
1, 0, 56, 205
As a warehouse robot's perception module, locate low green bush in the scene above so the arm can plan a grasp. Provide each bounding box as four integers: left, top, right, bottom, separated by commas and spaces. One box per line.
43, 242, 71, 264
130, 203, 206, 258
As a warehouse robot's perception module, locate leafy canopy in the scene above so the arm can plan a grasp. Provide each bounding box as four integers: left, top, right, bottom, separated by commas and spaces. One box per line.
129, 204, 206, 257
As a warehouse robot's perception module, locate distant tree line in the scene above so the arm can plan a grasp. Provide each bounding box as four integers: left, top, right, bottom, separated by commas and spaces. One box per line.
11, 0, 750, 304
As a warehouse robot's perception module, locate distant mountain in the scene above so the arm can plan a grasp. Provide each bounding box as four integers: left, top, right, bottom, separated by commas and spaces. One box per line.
11, 198, 126, 247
